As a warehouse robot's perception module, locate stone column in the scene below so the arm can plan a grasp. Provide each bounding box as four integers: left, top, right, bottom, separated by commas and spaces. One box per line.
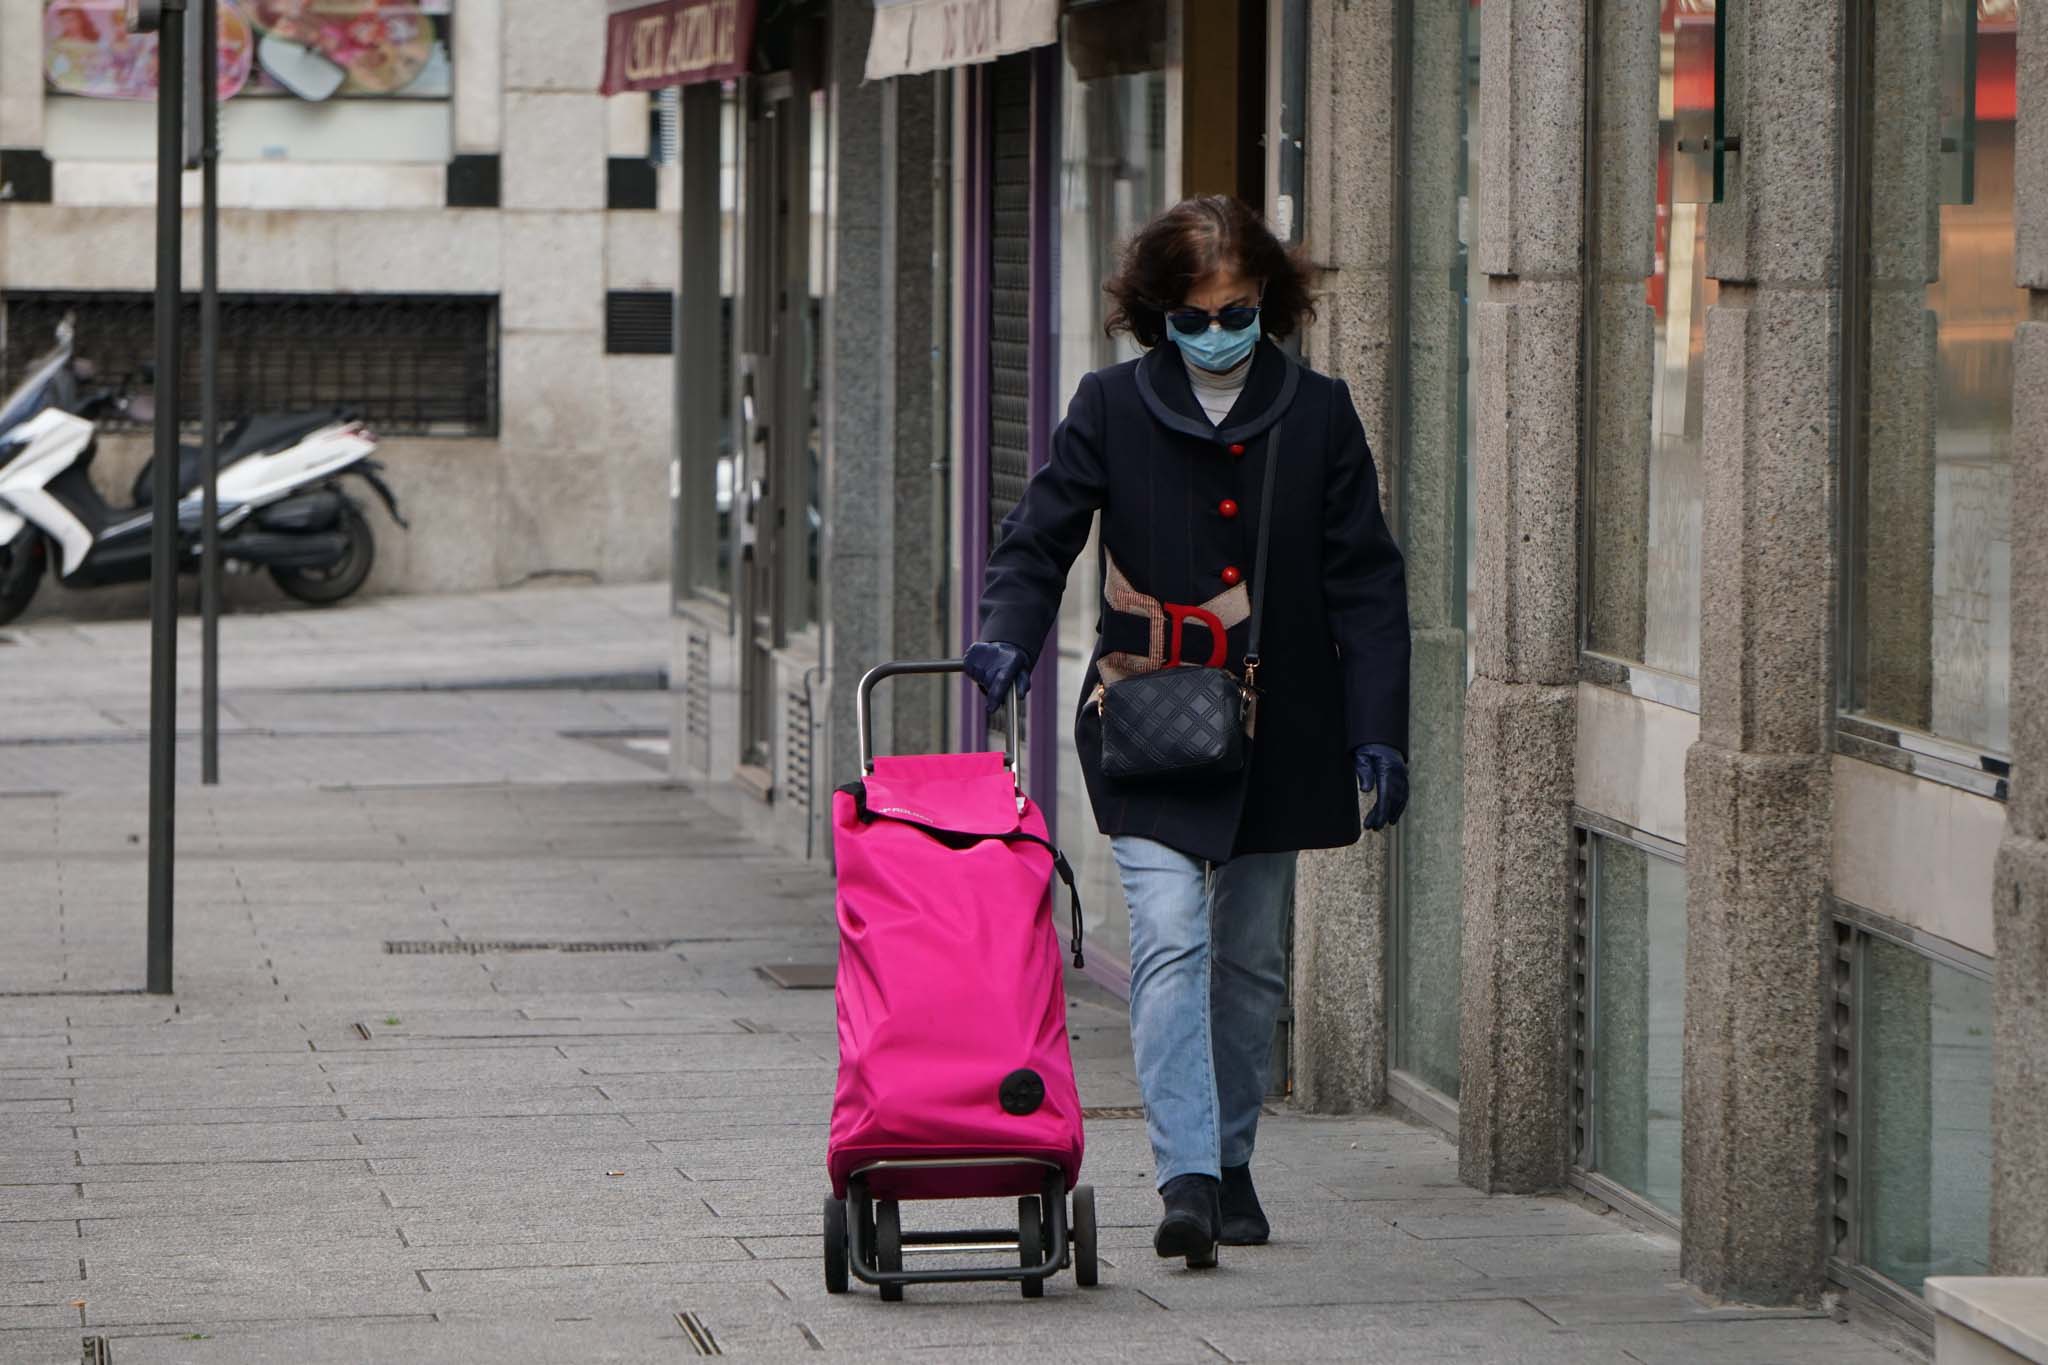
1456, 0, 1584, 1194
821, 0, 887, 803
495, 0, 612, 586
1290, 0, 1398, 1113
1990, 0, 2048, 1273
820, 19, 949, 799
881, 75, 948, 759
1679, 0, 1841, 1305
1858, 0, 1944, 730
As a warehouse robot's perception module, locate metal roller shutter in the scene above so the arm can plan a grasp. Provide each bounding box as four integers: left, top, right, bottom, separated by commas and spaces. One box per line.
988, 53, 1035, 547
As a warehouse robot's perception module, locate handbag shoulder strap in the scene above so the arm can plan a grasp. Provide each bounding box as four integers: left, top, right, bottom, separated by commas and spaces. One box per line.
1243, 408, 1285, 686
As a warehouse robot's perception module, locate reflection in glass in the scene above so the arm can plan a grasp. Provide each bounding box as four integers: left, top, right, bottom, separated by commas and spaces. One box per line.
1858, 935, 1992, 1292
1054, 0, 1169, 983
804, 88, 828, 626
1589, 836, 1684, 1216
1585, 0, 1713, 679
1850, 2, 2018, 754
1390, 0, 1480, 1102
715, 89, 740, 595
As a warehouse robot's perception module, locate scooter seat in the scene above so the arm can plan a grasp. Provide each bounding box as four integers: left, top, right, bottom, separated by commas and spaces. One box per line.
130, 411, 344, 507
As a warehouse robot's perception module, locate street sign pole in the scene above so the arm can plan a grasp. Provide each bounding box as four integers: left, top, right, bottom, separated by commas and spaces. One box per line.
136, 0, 186, 994
199, 0, 221, 786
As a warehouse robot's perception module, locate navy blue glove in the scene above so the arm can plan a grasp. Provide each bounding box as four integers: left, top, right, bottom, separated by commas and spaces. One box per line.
1354, 743, 1409, 832
964, 641, 1032, 719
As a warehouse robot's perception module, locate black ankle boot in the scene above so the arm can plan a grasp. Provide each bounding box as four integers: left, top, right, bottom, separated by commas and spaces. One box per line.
1219, 1164, 1269, 1245
1152, 1174, 1221, 1268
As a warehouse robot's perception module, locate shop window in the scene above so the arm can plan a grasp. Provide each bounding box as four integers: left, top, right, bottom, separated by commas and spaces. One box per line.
1583, 0, 1716, 682
1, 289, 496, 438
1389, 0, 1482, 1106
1832, 921, 1992, 1294
1053, 0, 1170, 986
42, 1, 454, 165
1575, 830, 1685, 1218
1843, 0, 2020, 757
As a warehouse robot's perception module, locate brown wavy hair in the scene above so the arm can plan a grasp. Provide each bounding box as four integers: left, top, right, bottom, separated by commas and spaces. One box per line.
1102, 196, 1318, 348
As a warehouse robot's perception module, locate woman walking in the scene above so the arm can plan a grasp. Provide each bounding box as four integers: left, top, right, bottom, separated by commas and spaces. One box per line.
966, 196, 1413, 1268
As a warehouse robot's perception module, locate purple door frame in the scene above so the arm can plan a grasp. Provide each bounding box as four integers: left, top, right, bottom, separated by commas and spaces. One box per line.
1024, 43, 1060, 833
956, 49, 1063, 837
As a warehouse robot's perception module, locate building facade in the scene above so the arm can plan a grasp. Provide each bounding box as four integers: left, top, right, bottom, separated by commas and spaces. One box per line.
667, 0, 2046, 1340
0, 0, 683, 614
12, 0, 2038, 1339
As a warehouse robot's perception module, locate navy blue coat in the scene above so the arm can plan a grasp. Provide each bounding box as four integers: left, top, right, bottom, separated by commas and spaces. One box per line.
979, 339, 1410, 863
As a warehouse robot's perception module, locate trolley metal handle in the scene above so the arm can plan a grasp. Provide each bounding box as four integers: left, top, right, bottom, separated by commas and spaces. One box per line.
857, 658, 1019, 776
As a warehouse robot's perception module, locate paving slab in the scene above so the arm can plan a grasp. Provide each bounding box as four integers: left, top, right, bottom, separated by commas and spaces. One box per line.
0, 582, 1908, 1361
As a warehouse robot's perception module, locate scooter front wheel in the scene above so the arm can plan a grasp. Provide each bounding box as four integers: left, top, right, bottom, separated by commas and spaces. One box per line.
0, 530, 45, 627
271, 501, 376, 607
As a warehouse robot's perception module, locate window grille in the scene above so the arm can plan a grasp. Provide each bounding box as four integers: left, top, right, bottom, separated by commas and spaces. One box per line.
1, 291, 498, 438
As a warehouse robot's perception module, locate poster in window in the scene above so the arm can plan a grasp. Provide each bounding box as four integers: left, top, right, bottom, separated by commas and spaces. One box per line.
43, 0, 452, 102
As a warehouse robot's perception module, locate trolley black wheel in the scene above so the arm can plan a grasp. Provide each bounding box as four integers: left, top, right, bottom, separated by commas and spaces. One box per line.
1018, 1196, 1045, 1298
822, 1195, 849, 1295
1072, 1185, 1100, 1287
876, 1199, 904, 1302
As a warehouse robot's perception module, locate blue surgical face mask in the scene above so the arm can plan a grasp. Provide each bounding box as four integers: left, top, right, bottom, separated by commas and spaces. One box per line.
1169, 310, 1261, 374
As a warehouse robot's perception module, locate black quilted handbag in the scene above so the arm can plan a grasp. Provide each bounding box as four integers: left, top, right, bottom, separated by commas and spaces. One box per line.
1097, 410, 1285, 783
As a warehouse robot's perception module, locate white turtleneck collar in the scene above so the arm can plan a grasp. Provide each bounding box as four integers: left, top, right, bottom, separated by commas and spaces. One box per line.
1183, 348, 1252, 427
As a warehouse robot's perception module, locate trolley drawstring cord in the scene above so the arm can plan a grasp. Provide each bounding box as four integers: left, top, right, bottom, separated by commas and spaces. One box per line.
838, 781, 1087, 970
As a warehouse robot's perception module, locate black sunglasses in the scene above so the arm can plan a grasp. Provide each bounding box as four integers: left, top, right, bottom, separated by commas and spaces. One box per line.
1164, 302, 1261, 336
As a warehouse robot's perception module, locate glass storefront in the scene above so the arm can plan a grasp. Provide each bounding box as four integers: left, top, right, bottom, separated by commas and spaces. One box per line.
1586, 834, 1685, 1216
1846, 0, 2019, 755
1053, 0, 1171, 983
1853, 932, 1993, 1292
1389, 0, 1481, 1103
1584, 0, 1716, 679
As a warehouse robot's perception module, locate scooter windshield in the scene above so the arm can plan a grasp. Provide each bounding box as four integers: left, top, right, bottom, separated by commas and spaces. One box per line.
0, 345, 70, 440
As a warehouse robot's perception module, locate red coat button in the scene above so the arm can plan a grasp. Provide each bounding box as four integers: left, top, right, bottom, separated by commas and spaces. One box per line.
1220, 565, 1242, 586
1218, 499, 1239, 519
1228, 443, 1246, 456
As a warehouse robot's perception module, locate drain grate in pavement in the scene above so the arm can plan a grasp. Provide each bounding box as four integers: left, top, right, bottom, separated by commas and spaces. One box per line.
383, 940, 676, 955
755, 963, 835, 990
676, 1310, 721, 1356
81, 1338, 112, 1365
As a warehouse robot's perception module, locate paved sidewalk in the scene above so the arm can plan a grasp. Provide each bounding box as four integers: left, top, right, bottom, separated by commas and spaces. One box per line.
2, 781, 1905, 1363
0, 585, 1906, 1361
0, 582, 671, 794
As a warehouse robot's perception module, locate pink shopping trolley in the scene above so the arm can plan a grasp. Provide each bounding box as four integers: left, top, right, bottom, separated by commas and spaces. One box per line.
821, 658, 1098, 1300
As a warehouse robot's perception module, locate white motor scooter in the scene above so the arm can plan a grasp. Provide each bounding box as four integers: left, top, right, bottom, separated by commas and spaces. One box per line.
0, 321, 405, 626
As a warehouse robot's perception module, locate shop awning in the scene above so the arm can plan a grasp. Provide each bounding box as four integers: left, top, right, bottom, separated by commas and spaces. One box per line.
601, 0, 755, 95
863, 0, 1058, 81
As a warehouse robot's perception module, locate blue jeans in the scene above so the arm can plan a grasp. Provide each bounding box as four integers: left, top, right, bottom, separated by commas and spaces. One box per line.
1111, 835, 1296, 1189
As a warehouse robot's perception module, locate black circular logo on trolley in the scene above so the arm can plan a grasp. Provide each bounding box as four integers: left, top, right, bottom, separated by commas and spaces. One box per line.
999, 1068, 1045, 1116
